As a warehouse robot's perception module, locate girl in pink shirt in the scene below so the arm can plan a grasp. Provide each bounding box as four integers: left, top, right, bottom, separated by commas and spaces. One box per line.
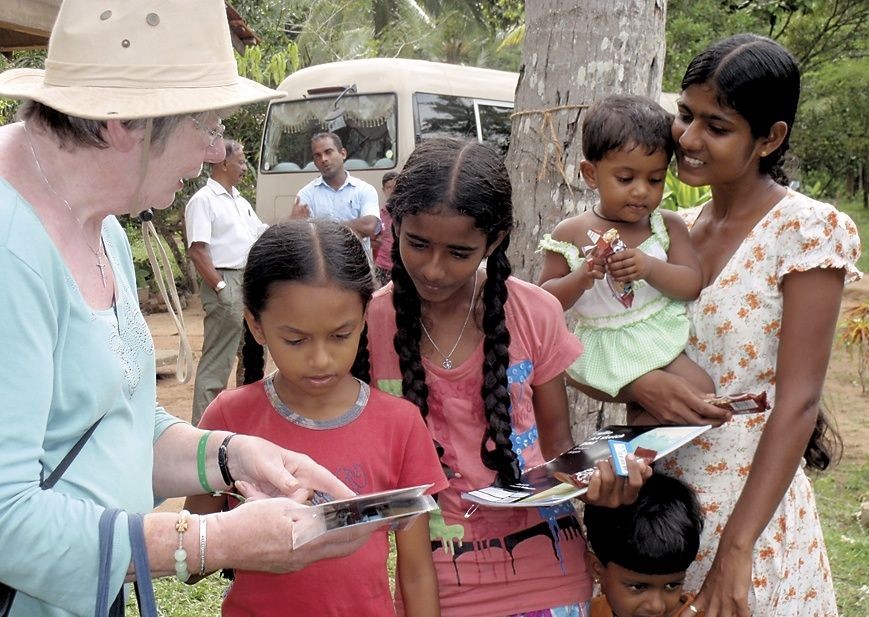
366, 138, 650, 617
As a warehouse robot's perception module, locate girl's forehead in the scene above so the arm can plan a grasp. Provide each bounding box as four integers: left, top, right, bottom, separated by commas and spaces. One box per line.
400, 210, 487, 243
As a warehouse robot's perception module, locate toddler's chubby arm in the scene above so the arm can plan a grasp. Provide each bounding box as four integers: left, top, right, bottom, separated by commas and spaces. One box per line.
607, 210, 703, 301
537, 215, 605, 310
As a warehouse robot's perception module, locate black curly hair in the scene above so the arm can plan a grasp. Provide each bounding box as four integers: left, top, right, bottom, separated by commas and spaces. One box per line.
388, 138, 521, 486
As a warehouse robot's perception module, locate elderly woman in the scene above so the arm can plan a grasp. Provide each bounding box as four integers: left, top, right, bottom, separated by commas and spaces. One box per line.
0, 2, 372, 616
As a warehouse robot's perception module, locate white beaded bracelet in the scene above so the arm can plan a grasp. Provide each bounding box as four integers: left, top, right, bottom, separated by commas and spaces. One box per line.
174, 509, 191, 582
198, 515, 208, 576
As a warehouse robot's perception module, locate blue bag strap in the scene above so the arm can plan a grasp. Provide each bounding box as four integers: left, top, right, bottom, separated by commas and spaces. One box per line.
128, 513, 157, 617
95, 508, 122, 617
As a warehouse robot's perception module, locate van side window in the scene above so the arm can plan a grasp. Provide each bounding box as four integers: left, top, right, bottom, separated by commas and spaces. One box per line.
413, 93, 512, 156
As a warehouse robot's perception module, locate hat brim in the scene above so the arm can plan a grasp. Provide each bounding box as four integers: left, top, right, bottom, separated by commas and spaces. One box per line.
0, 68, 281, 120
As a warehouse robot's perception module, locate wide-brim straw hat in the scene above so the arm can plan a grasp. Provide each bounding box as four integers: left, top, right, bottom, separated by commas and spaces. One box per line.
0, 0, 280, 120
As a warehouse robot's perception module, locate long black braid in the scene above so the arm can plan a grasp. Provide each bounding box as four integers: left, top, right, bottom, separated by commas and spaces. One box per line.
388, 138, 520, 485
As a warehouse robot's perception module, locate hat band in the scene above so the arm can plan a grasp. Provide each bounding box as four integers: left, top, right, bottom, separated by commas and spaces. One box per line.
44, 59, 242, 89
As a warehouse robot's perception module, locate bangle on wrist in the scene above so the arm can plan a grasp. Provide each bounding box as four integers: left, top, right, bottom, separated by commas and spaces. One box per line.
174, 510, 192, 582
218, 433, 237, 486
196, 431, 215, 494
198, 515, 208, 576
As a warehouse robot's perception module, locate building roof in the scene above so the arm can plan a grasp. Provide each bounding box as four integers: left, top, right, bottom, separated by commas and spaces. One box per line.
0, 1, 259, 53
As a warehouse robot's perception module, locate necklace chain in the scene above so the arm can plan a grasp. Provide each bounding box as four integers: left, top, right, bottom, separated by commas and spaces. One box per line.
420, 270, 479, 370
24, 122, 108, 288
592, 205, 625, 224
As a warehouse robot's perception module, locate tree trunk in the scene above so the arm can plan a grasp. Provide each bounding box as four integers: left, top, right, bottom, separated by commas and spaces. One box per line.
506, 0, 667, 440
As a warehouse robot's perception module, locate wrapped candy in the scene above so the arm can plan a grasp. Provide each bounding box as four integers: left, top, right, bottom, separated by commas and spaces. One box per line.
583, 228, 634, 308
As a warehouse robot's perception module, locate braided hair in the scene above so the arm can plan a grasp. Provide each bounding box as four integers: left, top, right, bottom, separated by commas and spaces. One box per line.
388, 138, 520, 486
681, 33, 799, 186
241, 219, 375, 384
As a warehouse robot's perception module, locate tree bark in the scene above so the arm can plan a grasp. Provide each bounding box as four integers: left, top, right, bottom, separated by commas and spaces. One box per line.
506, 0, 667, 439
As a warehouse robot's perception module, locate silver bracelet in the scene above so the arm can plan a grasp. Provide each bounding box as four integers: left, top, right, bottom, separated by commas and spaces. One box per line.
198, 515, 208, 576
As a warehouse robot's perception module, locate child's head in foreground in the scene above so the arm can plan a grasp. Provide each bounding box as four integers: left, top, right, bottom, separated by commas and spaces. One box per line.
583, 473, 703, 617
580, 95, 674, 223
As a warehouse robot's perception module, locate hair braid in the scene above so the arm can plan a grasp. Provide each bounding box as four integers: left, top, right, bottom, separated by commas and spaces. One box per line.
390, 253, 430, 418
241, 321, 265, 385
479, 243, 520, 485
351, 323, 372, 384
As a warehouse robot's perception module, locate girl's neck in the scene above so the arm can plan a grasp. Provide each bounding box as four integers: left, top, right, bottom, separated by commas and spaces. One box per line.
271, 372, 362, 422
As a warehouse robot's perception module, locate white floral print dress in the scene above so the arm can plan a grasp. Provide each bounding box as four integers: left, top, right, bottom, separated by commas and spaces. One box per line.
659, 190, 862, 616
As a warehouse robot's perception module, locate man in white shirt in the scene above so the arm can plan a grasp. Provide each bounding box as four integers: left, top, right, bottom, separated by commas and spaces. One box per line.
292, 132, 380, 252
185, 139, 265, 424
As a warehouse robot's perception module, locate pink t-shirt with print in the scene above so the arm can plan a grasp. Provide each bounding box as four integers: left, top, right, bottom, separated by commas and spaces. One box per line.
368, 275, 591, 617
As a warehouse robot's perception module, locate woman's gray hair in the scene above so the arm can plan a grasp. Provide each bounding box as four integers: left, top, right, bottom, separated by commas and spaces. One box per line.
18, 100, 216, 152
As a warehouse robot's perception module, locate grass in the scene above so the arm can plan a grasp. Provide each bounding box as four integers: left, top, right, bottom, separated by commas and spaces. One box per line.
813, 462, 869, 616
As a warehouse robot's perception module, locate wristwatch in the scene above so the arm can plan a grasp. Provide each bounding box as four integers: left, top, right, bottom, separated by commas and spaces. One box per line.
214, 280, 227, 293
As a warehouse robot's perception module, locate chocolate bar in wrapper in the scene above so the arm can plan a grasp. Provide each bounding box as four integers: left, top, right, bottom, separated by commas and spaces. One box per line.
585, 228, 634, 308
705, 391, 769, 414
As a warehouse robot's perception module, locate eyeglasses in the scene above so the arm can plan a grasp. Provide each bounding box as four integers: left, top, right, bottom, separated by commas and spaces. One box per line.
188, 115, 225, 147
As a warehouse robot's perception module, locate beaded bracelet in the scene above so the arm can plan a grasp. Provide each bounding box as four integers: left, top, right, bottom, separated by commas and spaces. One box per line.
174, 509, 191, 582
218, 433, 237, 486
198, 515, 208, 576
196, 431, 215, 494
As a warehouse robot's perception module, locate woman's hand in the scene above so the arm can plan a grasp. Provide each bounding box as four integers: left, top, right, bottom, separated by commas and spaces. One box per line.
626, 371, 729, 427
229, 435, 355, 503
678, 542, 753, 617
209, 497, 377, 574
581, 455, 651, 507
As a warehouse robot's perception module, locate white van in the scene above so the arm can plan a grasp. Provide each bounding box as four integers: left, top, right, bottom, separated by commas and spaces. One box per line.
255, 58, 519, 223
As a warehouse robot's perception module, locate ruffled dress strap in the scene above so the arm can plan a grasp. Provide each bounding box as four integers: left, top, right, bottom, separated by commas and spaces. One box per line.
537, 233, 584, 272
648, 209, 670, 252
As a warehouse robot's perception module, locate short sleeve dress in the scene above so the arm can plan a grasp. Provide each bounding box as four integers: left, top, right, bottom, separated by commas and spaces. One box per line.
659, 190, 861, 616
538, 210, 690, 395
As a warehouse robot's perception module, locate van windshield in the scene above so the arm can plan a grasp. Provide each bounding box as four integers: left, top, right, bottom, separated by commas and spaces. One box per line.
261, 93, 398, 173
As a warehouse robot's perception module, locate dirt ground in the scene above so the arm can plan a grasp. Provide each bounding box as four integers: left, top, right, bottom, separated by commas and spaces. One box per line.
147, 277, 869, 469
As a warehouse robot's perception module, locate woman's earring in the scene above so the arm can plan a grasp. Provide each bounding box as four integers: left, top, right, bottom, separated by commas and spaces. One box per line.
760, 150, 768, 157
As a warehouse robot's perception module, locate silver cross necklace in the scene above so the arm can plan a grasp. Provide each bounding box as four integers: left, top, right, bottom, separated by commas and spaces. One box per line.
24, 123, 108, 288
420, 270, 479, 370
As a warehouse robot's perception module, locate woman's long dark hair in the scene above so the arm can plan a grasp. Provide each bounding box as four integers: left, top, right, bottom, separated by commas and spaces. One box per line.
681, 33, 799, 186
388, 138, 521, 485
684, 35, 842, 470
240, 219, 375, 384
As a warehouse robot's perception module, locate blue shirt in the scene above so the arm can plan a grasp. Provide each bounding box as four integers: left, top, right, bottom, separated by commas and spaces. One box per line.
0, 180, 182, 616
296, 173, 380, 250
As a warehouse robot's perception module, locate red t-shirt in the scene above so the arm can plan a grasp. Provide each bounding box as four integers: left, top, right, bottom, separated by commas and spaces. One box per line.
199, 379, 449, 616
367, 277, 591, 617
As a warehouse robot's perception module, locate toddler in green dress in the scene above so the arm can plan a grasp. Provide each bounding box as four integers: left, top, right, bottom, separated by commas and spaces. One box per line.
537, 95, 713, 408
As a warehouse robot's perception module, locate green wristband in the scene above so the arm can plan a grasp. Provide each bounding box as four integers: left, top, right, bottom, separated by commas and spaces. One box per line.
197, 431, 215, 494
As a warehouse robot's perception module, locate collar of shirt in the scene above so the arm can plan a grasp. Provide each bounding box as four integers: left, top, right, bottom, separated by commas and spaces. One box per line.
205, 177, 240, 199
312, 172, 360, 192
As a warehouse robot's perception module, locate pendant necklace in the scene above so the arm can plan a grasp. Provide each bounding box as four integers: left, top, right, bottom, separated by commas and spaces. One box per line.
24, 122, 108, 288
420, 270, 479, 370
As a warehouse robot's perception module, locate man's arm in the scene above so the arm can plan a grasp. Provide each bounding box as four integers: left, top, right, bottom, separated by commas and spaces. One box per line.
188, 242, 223, 291
343, 215, 380, 239
345, 182, 381, 238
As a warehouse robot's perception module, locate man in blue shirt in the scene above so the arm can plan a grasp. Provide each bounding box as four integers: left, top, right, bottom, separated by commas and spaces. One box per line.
292, 132, 380, 252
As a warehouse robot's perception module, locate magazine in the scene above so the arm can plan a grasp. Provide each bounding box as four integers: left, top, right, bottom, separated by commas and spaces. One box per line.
461, 425, 712, 508
291, 484, 437, 548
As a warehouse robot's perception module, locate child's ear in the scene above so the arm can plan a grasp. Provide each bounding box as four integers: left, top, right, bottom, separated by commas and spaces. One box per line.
585, 551, 606, 583
485, 229, 509, 257
757, 120, 789, 159
244, 309, 267, 346
579, 160, 599, 189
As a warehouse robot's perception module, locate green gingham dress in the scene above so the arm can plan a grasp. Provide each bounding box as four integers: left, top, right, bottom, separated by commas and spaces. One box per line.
538, 210, 689, 396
